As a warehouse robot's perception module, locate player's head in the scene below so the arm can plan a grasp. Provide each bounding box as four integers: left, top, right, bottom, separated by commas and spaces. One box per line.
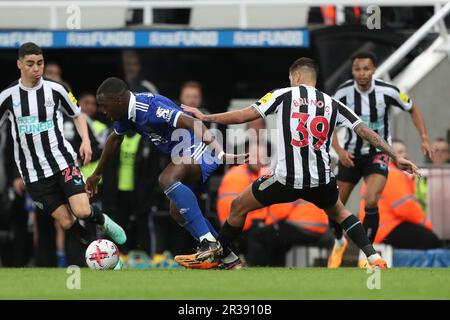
17, 42, 44, 84
96, 77, 130, 121
44, 61, 63, 82
351, 51, 377, 89
431, 138, 449, 165
180, 81, 203, 109
289, 57, 318, 87
392, 138, 408, 159
79, 92, 97, 117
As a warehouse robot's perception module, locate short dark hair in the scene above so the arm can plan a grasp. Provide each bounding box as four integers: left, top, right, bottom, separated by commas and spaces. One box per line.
18, 42, 43, 59
96, 77, 129, 97
351, 51, 377, 66
289, 57, 318, 78
78, 91, 96, 101
392, 138, 405, 145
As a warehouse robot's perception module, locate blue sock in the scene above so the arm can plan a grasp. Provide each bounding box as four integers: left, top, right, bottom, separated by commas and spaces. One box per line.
177, 219, 199, 241
165, 182, 212, 241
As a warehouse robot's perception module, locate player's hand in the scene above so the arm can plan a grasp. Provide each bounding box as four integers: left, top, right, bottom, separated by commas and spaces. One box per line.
85, 174, 101, 198
337, 150, 355, 167
181, 104, 206, 121
79, 139, 92, 166
421, 139, 434, 161
222, 152, 250, 165
396, 156, 422, 177
12, 177, 25, 196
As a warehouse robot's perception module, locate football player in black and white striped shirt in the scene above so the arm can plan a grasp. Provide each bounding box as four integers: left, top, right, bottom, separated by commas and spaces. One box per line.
181, 57, 421, 269
328, 51, 433, 268
0, 43, 126, 256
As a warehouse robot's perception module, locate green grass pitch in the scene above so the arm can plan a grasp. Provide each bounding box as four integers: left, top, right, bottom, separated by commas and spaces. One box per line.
0, 268, 449, 299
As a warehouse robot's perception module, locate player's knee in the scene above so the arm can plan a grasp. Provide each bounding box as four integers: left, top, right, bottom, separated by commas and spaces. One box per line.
58, 216, 76, 230
364, 193, 381, 208
71, 205, 91, 219
158, 173, 173, 191
230, 198, 245, 217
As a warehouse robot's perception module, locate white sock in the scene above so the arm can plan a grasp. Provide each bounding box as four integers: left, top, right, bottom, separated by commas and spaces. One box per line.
221, 251, 239, 264
199, 232, 216, 243
367, 253, 382, 264
335, 237, 346, 248
358, 250, 366, 261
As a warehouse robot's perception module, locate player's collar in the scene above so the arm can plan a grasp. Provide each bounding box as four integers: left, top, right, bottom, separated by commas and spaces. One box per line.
354, 78, 375, 94
19, 77, 43, 91
128, 92, 136, 122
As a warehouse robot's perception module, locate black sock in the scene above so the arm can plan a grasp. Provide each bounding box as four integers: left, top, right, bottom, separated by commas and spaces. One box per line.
84, 205, 105, 225
218, 221, 243, 251
341, 215, 376, 257
67, 220, 96, 247
329, 217, 344, 239
363, 207, 379, 243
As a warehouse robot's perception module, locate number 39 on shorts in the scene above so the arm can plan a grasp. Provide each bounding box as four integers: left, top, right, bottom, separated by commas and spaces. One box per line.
291, 112, 330, 150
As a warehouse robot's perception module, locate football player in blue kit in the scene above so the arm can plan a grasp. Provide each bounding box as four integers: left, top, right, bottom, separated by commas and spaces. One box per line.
85, 77, 246, 269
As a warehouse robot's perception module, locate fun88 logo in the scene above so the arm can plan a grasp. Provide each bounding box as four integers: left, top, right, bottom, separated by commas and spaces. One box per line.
17, 116, 54, 135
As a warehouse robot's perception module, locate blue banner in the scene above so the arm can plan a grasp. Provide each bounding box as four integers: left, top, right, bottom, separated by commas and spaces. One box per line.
0, 29, 309, 48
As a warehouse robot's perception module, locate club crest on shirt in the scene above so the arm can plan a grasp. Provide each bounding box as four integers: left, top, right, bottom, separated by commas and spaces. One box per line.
156, 106, 174, 122
45, 98, 55, 108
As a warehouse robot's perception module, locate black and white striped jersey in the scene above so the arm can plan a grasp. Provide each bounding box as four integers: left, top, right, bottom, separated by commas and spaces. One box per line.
334, 79, 413, 156
0, 77, 80, 184
252, 85, 362, 189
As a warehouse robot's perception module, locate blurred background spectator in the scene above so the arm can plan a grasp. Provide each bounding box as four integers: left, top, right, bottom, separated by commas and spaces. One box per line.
430, 138, 450, 166
122, 50, 159, 94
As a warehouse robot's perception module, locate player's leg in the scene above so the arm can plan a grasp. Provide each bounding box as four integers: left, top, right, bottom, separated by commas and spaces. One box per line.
50, 204, 96, 246
67, 193, 126, 245
361, 153, 389, 242
159, 159, 217, 244
323, 199, 387, 269
328, 161, 360, 267
362, 173, 387, 243
330, 161, 361, 237
193, 183, 265, 262
61, 165, 126, 245
329, 180, 357, 237
26, 175, 98, 248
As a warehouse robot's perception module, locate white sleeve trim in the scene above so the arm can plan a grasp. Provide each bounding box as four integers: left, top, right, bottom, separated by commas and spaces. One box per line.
251, 104, 266, 119
114, 128, 126, 136
173, 110, 182, 127
351, 119, 363, 130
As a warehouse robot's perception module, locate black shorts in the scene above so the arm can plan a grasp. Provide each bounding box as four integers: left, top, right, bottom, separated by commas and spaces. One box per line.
337, 152, 389, 184
26, 166, 86, 215
252, 175, 339, 209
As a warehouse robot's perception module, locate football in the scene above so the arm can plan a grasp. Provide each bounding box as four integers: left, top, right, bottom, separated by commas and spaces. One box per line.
85, 239, 120, 270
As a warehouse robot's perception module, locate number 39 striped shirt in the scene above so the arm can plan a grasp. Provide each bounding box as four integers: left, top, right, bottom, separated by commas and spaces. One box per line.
0, 77, 80, 184
252, 85, 362, 189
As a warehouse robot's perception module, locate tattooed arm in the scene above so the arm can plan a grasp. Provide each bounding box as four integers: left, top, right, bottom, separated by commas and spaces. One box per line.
354, 122, 421, 176
354, 123, 397, 161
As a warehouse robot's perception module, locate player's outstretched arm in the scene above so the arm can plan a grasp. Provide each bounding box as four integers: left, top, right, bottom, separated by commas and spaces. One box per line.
86, 131, 124, 196
73, 113, 92, 165
176, 113, 249, 164
354, 123, 421, 176
332, 131, 355, 167
409, 103, 434, 160
181, 104, 261, 125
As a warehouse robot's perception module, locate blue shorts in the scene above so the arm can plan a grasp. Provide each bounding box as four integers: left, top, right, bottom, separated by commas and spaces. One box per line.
189, 142, 221, 183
